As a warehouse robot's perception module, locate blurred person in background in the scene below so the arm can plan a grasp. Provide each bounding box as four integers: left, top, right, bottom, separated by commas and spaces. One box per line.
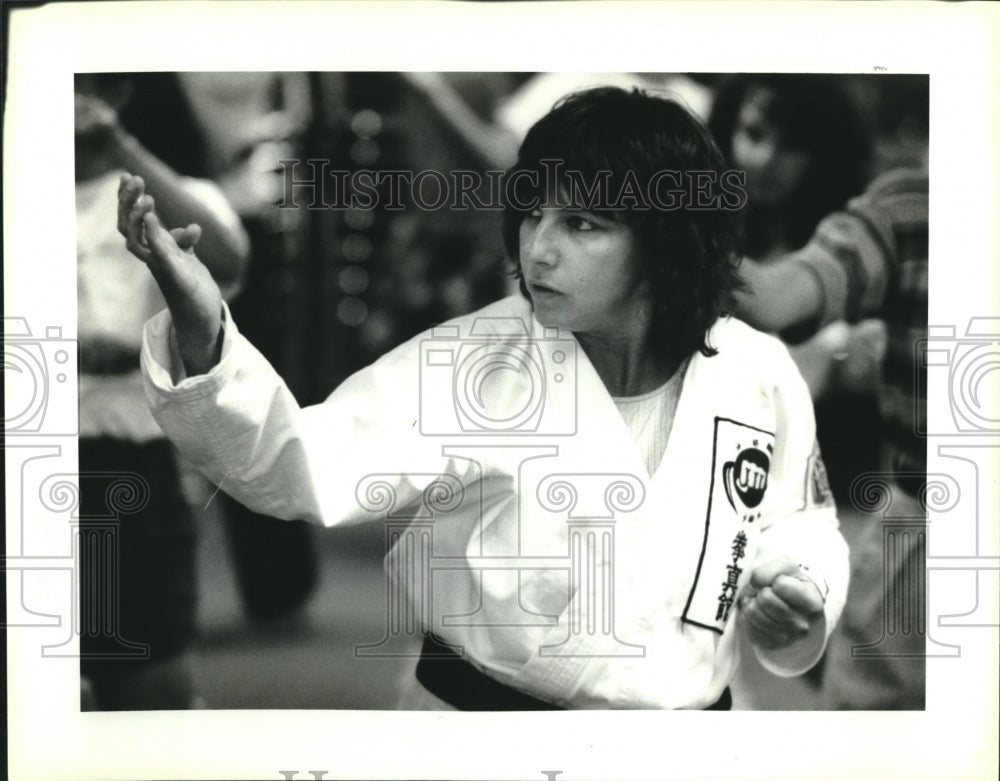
707, 74, 877, 407
174, 72, 321, 623
708, 74, 871, 264
75, 73, 249, 709
734, 160, 929, 709
729, 76, 928, 710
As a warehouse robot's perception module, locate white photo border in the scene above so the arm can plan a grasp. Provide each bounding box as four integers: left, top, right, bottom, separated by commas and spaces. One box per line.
5, 2, 999, 780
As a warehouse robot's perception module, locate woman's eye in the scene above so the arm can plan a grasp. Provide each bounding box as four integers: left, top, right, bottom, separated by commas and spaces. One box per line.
736, 120, 764, 146
566, 215, 597, 231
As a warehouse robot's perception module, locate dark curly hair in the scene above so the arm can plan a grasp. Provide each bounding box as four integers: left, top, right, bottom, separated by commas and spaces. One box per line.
707, 74, 871, 256
502, 86, 746, 361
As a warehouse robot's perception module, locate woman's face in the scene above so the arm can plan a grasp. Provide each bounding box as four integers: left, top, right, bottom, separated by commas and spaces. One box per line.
730, 86, 810, 208
519, 205, 649, 339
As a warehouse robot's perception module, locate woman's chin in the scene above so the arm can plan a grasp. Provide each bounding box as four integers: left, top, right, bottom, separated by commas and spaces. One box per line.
529, 302, 568, 330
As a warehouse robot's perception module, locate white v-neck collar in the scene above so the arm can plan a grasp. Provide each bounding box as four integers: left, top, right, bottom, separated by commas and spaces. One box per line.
558, 321, 697, 484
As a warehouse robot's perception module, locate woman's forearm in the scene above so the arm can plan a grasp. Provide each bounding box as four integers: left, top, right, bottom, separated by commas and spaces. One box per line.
110, 128, 249, 287
734, 257, 824, 333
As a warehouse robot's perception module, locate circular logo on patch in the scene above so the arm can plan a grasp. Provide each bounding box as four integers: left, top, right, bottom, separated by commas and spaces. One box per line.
724, 447, 770, 511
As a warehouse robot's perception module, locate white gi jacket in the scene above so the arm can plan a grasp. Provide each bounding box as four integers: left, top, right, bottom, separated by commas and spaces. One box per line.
142, 294, 848, 709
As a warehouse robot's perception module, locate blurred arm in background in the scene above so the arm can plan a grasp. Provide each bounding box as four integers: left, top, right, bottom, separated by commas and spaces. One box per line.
401, 71, 520, 170
178, 72, 312, 219
733, 168, 926, 399
76, 90, 249, 295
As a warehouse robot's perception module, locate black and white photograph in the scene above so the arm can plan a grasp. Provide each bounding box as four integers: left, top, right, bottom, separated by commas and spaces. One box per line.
4, 2, 999, 781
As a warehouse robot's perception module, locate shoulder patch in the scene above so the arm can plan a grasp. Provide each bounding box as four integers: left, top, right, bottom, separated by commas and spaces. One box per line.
804, 440, 835, 510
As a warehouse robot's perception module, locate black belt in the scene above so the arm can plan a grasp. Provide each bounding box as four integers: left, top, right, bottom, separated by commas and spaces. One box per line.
416, 634, 731, 711
79, 341, 141, 376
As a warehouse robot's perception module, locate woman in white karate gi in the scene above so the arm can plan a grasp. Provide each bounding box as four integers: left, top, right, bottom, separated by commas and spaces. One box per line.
122, 86, 849, 710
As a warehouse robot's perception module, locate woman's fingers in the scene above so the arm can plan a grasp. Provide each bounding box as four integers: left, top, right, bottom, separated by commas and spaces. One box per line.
118, 174, 153, 262
772, 574, 825, 616
740, 605, 793, 649
753, 586, 799, 626
129, 194, 155, 261
116, 175, 135, 236
143, 212, 199, 280
129, 193, 154, 232
749, 556, 801, 590
171, 224, 202, 252
740, 585, 812, 650
142, 210, 175, 258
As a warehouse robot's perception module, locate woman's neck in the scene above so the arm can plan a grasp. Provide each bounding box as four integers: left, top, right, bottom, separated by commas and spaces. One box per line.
575, 330, 679, 398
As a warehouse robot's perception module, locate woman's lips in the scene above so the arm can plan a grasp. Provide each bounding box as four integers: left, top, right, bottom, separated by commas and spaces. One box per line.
528, 281, 562, 297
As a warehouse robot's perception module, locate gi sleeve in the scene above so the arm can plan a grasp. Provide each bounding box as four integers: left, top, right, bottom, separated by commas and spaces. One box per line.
141, 303, 473, 527
748, 339, 851, 677
789, 168, 928, 328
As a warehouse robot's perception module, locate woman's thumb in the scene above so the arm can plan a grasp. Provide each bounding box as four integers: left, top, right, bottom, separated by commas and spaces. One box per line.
173, 223, 203, 251
142, 211, 182, 263
142, 210, 164, 244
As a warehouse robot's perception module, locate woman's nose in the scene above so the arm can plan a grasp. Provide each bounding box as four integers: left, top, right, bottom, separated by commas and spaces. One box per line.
521, 214, 559, 267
